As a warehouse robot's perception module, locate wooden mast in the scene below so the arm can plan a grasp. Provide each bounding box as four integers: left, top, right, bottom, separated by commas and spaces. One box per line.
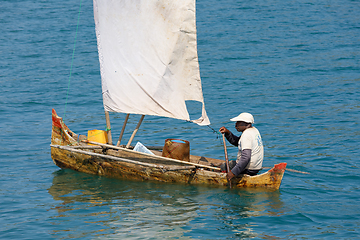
105, 111, 113, 145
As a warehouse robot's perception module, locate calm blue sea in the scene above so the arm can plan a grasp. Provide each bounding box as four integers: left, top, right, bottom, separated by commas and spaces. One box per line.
1, 0, 359, 239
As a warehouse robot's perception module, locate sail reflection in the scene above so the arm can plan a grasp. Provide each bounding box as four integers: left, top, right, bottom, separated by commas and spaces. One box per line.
48, 169, 283, 239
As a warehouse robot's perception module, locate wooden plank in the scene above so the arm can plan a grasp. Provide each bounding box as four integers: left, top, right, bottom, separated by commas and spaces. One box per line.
81, 140, 221, 171
71, 146, 102, 149
51, 145, 194, 171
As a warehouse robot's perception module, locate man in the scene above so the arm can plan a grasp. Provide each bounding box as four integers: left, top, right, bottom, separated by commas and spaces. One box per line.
219, 112, 264, 180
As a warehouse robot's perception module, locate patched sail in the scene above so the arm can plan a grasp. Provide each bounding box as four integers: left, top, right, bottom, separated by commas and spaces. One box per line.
93, 0, 210, 125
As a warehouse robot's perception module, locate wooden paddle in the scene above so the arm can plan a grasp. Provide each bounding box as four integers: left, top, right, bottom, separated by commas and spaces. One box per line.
222, 134, 232, 188
262, 167, 310, 174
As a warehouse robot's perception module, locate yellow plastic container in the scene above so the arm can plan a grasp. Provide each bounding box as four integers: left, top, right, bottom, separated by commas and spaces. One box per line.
87, 130, 108, 145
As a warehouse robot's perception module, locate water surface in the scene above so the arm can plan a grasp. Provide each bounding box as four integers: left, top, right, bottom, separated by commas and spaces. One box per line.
0, 0, 359, 239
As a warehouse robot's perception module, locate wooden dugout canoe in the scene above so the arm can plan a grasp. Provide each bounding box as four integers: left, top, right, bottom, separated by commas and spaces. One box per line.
50, 109, 287, 190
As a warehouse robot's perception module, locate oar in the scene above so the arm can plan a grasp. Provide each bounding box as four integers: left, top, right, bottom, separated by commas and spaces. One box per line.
222, 134, 232, 188
262, 167, 310, 174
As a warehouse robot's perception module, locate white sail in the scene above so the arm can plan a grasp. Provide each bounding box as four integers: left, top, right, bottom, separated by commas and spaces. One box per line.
93, 0, 210, 125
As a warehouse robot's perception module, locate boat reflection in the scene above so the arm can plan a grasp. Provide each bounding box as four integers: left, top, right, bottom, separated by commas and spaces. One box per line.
235, 188, 284, 217
48, 169, 284, 239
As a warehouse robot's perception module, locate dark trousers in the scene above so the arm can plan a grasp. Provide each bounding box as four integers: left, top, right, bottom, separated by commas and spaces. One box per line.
220, 161, 260, 176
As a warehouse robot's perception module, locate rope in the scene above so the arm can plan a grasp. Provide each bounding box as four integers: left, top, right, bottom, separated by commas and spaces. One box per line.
64, 0, 83, 119
207, 125, 221, 138
207, 125, 224, 147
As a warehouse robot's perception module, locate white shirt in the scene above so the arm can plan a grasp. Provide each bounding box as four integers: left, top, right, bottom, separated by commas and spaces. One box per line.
237, 127, 264, 170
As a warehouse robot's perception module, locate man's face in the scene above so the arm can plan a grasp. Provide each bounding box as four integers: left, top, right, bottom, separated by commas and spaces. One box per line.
235, 121, 249, 132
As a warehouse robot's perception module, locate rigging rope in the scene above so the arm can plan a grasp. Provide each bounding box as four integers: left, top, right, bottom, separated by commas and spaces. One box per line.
64, 0, 83, 119
207, 125, 220, 137
207, 125, 224, 147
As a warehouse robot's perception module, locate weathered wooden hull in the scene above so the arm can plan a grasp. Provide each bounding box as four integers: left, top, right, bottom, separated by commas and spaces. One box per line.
50, 109, 287, 189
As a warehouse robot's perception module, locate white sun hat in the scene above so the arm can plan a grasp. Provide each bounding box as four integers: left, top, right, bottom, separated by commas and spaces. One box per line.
230, 112, 254, 123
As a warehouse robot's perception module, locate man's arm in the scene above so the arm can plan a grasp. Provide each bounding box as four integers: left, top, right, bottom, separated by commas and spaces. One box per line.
231, 149, 251, 176
219, 126, 239, 146
224, 132, 240, 147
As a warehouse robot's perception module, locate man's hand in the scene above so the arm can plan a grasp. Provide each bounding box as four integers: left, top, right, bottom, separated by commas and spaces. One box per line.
226, 171, 235, 181
219, 126, 230, 134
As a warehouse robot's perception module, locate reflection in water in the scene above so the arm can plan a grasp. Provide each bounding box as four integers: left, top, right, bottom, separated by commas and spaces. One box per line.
48, 169, 284, 239
235, 189, 284, 217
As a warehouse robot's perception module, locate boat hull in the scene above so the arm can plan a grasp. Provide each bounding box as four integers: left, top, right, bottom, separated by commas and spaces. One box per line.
51, 109, 286, 189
